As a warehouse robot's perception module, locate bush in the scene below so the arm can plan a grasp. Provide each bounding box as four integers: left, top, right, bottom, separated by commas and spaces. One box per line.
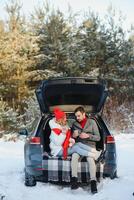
103, 97, 134, 133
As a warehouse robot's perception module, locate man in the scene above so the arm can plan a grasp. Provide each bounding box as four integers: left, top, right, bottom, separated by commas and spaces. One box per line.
71, 106, 101, 194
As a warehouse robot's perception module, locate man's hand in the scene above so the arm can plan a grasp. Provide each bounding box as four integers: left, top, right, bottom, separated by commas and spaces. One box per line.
73, 130, 79, 138
79, 132, 91, 139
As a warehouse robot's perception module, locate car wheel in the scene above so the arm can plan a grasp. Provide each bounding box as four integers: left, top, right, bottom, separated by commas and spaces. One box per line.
25, 171, 36, 186
110, 170, 118, 179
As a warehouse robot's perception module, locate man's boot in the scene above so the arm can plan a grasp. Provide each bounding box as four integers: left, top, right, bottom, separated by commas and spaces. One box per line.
71, 177, 79, 190
90, 180, 98, 194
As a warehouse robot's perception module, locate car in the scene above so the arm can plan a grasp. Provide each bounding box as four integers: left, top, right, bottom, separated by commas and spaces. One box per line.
20, 77, 117, 186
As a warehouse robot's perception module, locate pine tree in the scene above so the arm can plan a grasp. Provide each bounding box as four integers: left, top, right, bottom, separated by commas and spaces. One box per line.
99, 6, 134, 99
30, 3, 78, 78
99, 6, 133, 78
75, 11, 102, 75
0, 0, 36, 111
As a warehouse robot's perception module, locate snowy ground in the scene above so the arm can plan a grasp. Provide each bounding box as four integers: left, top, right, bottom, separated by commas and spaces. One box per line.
0, 134, 134, 200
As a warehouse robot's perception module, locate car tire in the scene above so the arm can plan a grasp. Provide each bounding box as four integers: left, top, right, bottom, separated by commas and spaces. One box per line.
25, 171, 36, 186
110, 170, 118, 179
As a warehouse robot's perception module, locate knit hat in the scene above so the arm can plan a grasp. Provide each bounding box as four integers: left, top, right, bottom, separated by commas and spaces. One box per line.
53, 107, 66, 120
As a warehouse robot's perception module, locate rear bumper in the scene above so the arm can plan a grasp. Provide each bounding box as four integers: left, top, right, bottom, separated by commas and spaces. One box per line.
25, 166, 43, 177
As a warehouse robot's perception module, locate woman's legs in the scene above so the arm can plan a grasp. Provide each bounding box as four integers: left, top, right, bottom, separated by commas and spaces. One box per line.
56, 143, 99, 158
68, 144, 96, 157
76, 142, 96, 152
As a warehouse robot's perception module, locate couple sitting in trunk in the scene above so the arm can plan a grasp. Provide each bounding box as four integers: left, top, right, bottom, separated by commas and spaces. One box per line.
49, 106, 101, 194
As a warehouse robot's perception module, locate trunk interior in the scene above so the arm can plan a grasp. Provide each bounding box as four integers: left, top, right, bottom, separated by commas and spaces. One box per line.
40, 115, 105, 154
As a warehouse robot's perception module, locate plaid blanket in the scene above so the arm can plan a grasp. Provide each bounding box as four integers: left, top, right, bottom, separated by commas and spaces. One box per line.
42, 155, 104, 183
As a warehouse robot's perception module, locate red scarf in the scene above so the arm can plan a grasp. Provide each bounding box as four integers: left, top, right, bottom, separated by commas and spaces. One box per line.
62, 129, 71, 160
52, 128, 71, 160
80, 117, 87, 128
52, 128, 62, 135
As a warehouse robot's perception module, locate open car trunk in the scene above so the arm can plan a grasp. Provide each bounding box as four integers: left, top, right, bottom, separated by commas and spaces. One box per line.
35, 77, 108, 114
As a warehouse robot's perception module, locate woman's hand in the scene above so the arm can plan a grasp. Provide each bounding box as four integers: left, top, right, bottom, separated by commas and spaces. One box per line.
69, 138, 75, 147
62, 126, 69, 134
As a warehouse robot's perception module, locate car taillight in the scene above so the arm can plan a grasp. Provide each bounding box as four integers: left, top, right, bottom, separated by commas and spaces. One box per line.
29, 137, 40, 144
106, 135, 115, 144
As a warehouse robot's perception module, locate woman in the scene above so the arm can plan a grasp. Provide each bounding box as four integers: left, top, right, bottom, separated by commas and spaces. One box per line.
49, 107, 96, 159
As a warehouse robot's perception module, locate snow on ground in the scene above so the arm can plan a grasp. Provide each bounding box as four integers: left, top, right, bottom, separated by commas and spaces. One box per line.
0, 134, 134, 200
